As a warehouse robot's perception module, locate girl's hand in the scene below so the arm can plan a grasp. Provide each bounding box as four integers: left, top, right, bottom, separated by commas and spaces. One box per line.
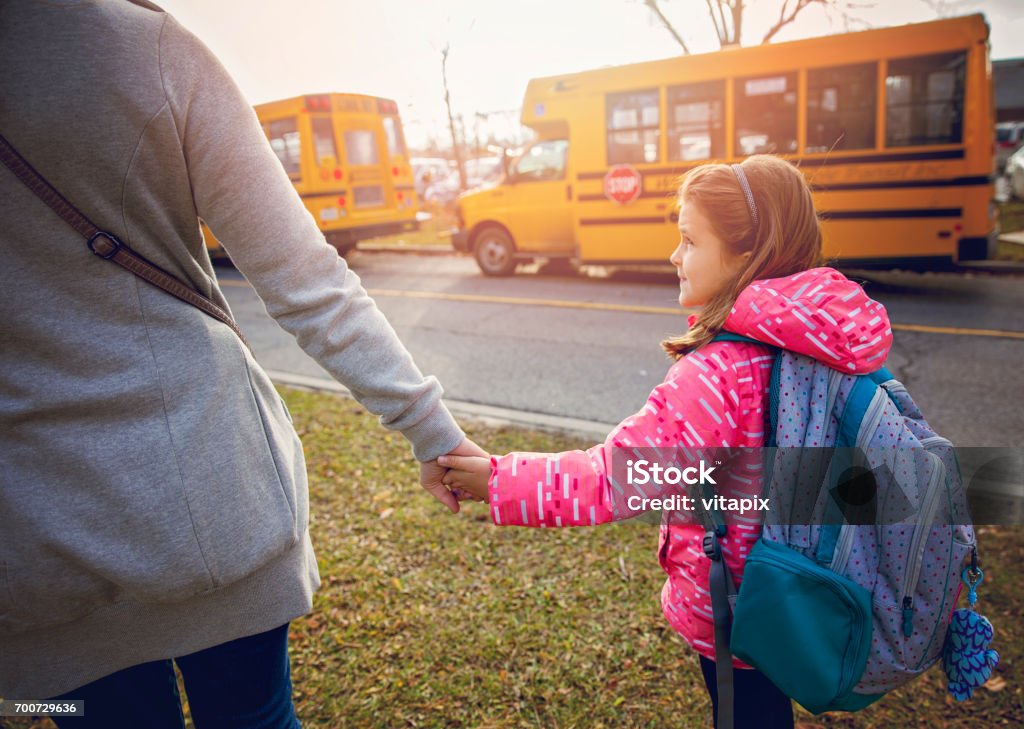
438, 454, 491, 502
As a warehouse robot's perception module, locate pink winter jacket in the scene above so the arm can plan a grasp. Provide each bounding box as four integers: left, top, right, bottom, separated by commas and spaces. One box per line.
487, 267, 893, 666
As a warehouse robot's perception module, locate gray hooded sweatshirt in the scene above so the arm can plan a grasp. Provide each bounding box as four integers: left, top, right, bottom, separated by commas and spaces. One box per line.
0, 0, 464, 697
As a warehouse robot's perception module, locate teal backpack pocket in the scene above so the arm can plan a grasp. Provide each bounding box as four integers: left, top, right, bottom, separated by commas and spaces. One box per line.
730, 539, 882, 714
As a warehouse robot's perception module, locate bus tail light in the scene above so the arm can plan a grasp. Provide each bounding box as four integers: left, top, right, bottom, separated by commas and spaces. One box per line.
396, 191, 404, 202
334, 169, 343, 180
337, 197, 347, 207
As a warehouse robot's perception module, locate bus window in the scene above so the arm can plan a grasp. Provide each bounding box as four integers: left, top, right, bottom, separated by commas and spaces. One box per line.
344, 129, 379, 165
311, 116, 339, 165
668, 80, 725, 161
606, 89, 660, 165
806, 63, 877, 153
382, 117, 406, 157
885, 51, 965, 147
267, 118, 302, 179
513, 139, 568, 181
735, 73, 798, 155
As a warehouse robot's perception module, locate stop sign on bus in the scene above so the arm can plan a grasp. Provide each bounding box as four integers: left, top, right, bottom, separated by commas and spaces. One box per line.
603, 165, 642, 205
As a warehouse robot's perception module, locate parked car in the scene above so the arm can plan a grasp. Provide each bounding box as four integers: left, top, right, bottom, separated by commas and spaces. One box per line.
996, 122, 1024, 174
411, 156, 456, 199
1005, 144, 1024, 200
463, 155, 504, 189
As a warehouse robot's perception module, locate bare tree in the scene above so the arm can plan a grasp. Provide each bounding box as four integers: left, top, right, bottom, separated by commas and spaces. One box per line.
643, 0, 876, 52
441, 43, 466, 190
644, 0, 691, 53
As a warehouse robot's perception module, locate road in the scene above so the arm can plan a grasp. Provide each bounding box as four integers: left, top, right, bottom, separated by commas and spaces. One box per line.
217, 252, 1023, 440
217, 251, 1024, 520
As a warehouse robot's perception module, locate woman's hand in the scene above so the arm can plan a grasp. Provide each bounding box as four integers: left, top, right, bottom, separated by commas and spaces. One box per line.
438, 454, 491, 502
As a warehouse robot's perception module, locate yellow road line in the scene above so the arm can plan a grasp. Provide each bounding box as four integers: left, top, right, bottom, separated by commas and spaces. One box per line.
218, 278, 1024, 340
365, 288, 691, 316
890, 323, 1024, 340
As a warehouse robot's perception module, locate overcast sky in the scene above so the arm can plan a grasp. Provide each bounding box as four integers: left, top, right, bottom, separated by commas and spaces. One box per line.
155, 0, 1024, 149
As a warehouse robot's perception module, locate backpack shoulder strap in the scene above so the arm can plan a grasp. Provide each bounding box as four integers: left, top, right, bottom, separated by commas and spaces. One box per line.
710, 331, 766, 346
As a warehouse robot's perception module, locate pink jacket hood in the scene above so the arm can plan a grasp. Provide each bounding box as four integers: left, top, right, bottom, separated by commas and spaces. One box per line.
722, 267, 892, 373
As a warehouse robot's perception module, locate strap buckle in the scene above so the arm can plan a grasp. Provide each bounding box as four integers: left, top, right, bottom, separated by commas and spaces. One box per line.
702, 530, 722, 561
87, 231, 123, 260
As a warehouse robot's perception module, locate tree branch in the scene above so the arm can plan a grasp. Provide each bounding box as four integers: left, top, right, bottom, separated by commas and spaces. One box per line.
731, 0, 744, 46
761, 0, 826, 45
644, 0, 691, 54
701, 0, 720, 45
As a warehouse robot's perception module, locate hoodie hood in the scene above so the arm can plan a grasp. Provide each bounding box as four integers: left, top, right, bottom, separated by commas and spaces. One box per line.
723, 267, 892, 373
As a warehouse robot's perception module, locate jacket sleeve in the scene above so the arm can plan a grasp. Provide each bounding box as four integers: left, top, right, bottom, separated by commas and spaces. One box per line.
157, 16, 463, 461
488, 352, 747, 527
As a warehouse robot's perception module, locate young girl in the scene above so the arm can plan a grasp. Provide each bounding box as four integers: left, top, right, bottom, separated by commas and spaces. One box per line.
440, 154, 893, 729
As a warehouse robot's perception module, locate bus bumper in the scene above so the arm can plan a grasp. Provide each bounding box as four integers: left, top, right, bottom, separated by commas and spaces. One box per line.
957, 231, 999, 262
451, 229, 471, 252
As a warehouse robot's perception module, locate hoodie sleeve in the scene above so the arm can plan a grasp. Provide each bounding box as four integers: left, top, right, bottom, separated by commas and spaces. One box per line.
726, 267, 892, 374
158, 16, 464, 461
487, 348, 762, 527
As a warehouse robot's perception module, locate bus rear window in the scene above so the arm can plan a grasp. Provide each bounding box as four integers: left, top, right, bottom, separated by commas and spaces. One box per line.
668, 80, 724, 161
734, 73, 798, 156
344, 130, 379, 166
383, 117, 406, 157
267, 118, 301, 179
807, 63, 877, 153
311, 117, 338, 165
885, 51, 965, 147
606, 89, 660, 165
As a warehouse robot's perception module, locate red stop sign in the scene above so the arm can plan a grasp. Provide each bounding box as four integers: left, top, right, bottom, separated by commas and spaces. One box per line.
603, 165, 642, 205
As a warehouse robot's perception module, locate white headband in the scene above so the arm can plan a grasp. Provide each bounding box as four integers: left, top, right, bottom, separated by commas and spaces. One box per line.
730, 164, 760, 229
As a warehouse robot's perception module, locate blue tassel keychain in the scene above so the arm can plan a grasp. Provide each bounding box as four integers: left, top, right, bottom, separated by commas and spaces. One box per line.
942, 546, 1000, 701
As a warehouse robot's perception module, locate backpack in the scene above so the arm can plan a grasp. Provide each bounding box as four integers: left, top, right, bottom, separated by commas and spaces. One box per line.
701, 332, 977, 726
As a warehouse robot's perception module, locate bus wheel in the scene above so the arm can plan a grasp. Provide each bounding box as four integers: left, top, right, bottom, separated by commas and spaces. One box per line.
474, 227, 517, 276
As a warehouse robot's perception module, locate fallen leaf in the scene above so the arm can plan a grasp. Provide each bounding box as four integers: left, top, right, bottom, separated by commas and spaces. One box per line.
984, 675, 1007, 692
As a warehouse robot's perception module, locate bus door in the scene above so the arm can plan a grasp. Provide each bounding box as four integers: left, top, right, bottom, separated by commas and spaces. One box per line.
335, 114, 390, 222
503, 139, 573, 253
378, 100, 417, 213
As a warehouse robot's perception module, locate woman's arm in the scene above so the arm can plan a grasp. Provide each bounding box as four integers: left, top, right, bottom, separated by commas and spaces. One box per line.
159, 17, 463, 462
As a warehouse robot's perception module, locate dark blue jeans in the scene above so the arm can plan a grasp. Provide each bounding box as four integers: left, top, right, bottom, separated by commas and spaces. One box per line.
51, 622, 300, 729
699, 655, 794, 729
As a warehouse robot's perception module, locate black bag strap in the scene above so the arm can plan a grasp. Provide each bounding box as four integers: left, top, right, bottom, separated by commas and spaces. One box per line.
0, 133, 249, 349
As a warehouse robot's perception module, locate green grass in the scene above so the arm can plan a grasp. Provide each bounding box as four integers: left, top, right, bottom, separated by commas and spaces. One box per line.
6, 388, 1021, 728
997, 200, 1024, 262
359, 206, 457, 249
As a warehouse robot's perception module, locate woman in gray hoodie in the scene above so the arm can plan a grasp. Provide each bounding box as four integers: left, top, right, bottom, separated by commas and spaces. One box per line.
0, 1, 481, 725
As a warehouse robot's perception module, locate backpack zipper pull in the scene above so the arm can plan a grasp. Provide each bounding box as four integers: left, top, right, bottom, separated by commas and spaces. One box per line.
902, 596, 915, 637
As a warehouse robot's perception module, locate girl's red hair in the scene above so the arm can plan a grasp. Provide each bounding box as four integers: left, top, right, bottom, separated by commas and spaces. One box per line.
662, 155, 822, 358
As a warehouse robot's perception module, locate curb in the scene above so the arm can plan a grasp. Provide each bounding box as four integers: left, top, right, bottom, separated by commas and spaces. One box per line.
355, 243, 457, 256
265, 369, 613, 442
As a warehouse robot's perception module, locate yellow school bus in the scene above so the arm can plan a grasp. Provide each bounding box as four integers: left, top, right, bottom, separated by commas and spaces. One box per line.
205, 93, 418, 258
453, 14, 996, 275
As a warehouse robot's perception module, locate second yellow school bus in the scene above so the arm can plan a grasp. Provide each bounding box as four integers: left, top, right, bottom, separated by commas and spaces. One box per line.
206, 93, 418, 258
453, 14, 996, 276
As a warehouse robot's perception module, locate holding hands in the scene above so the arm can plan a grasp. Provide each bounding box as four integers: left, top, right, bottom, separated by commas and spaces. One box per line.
419, 437, 491, 512
438, 453, 491, 502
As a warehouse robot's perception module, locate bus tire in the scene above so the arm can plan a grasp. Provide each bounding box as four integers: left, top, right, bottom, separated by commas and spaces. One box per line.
473, 226, 517, 276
